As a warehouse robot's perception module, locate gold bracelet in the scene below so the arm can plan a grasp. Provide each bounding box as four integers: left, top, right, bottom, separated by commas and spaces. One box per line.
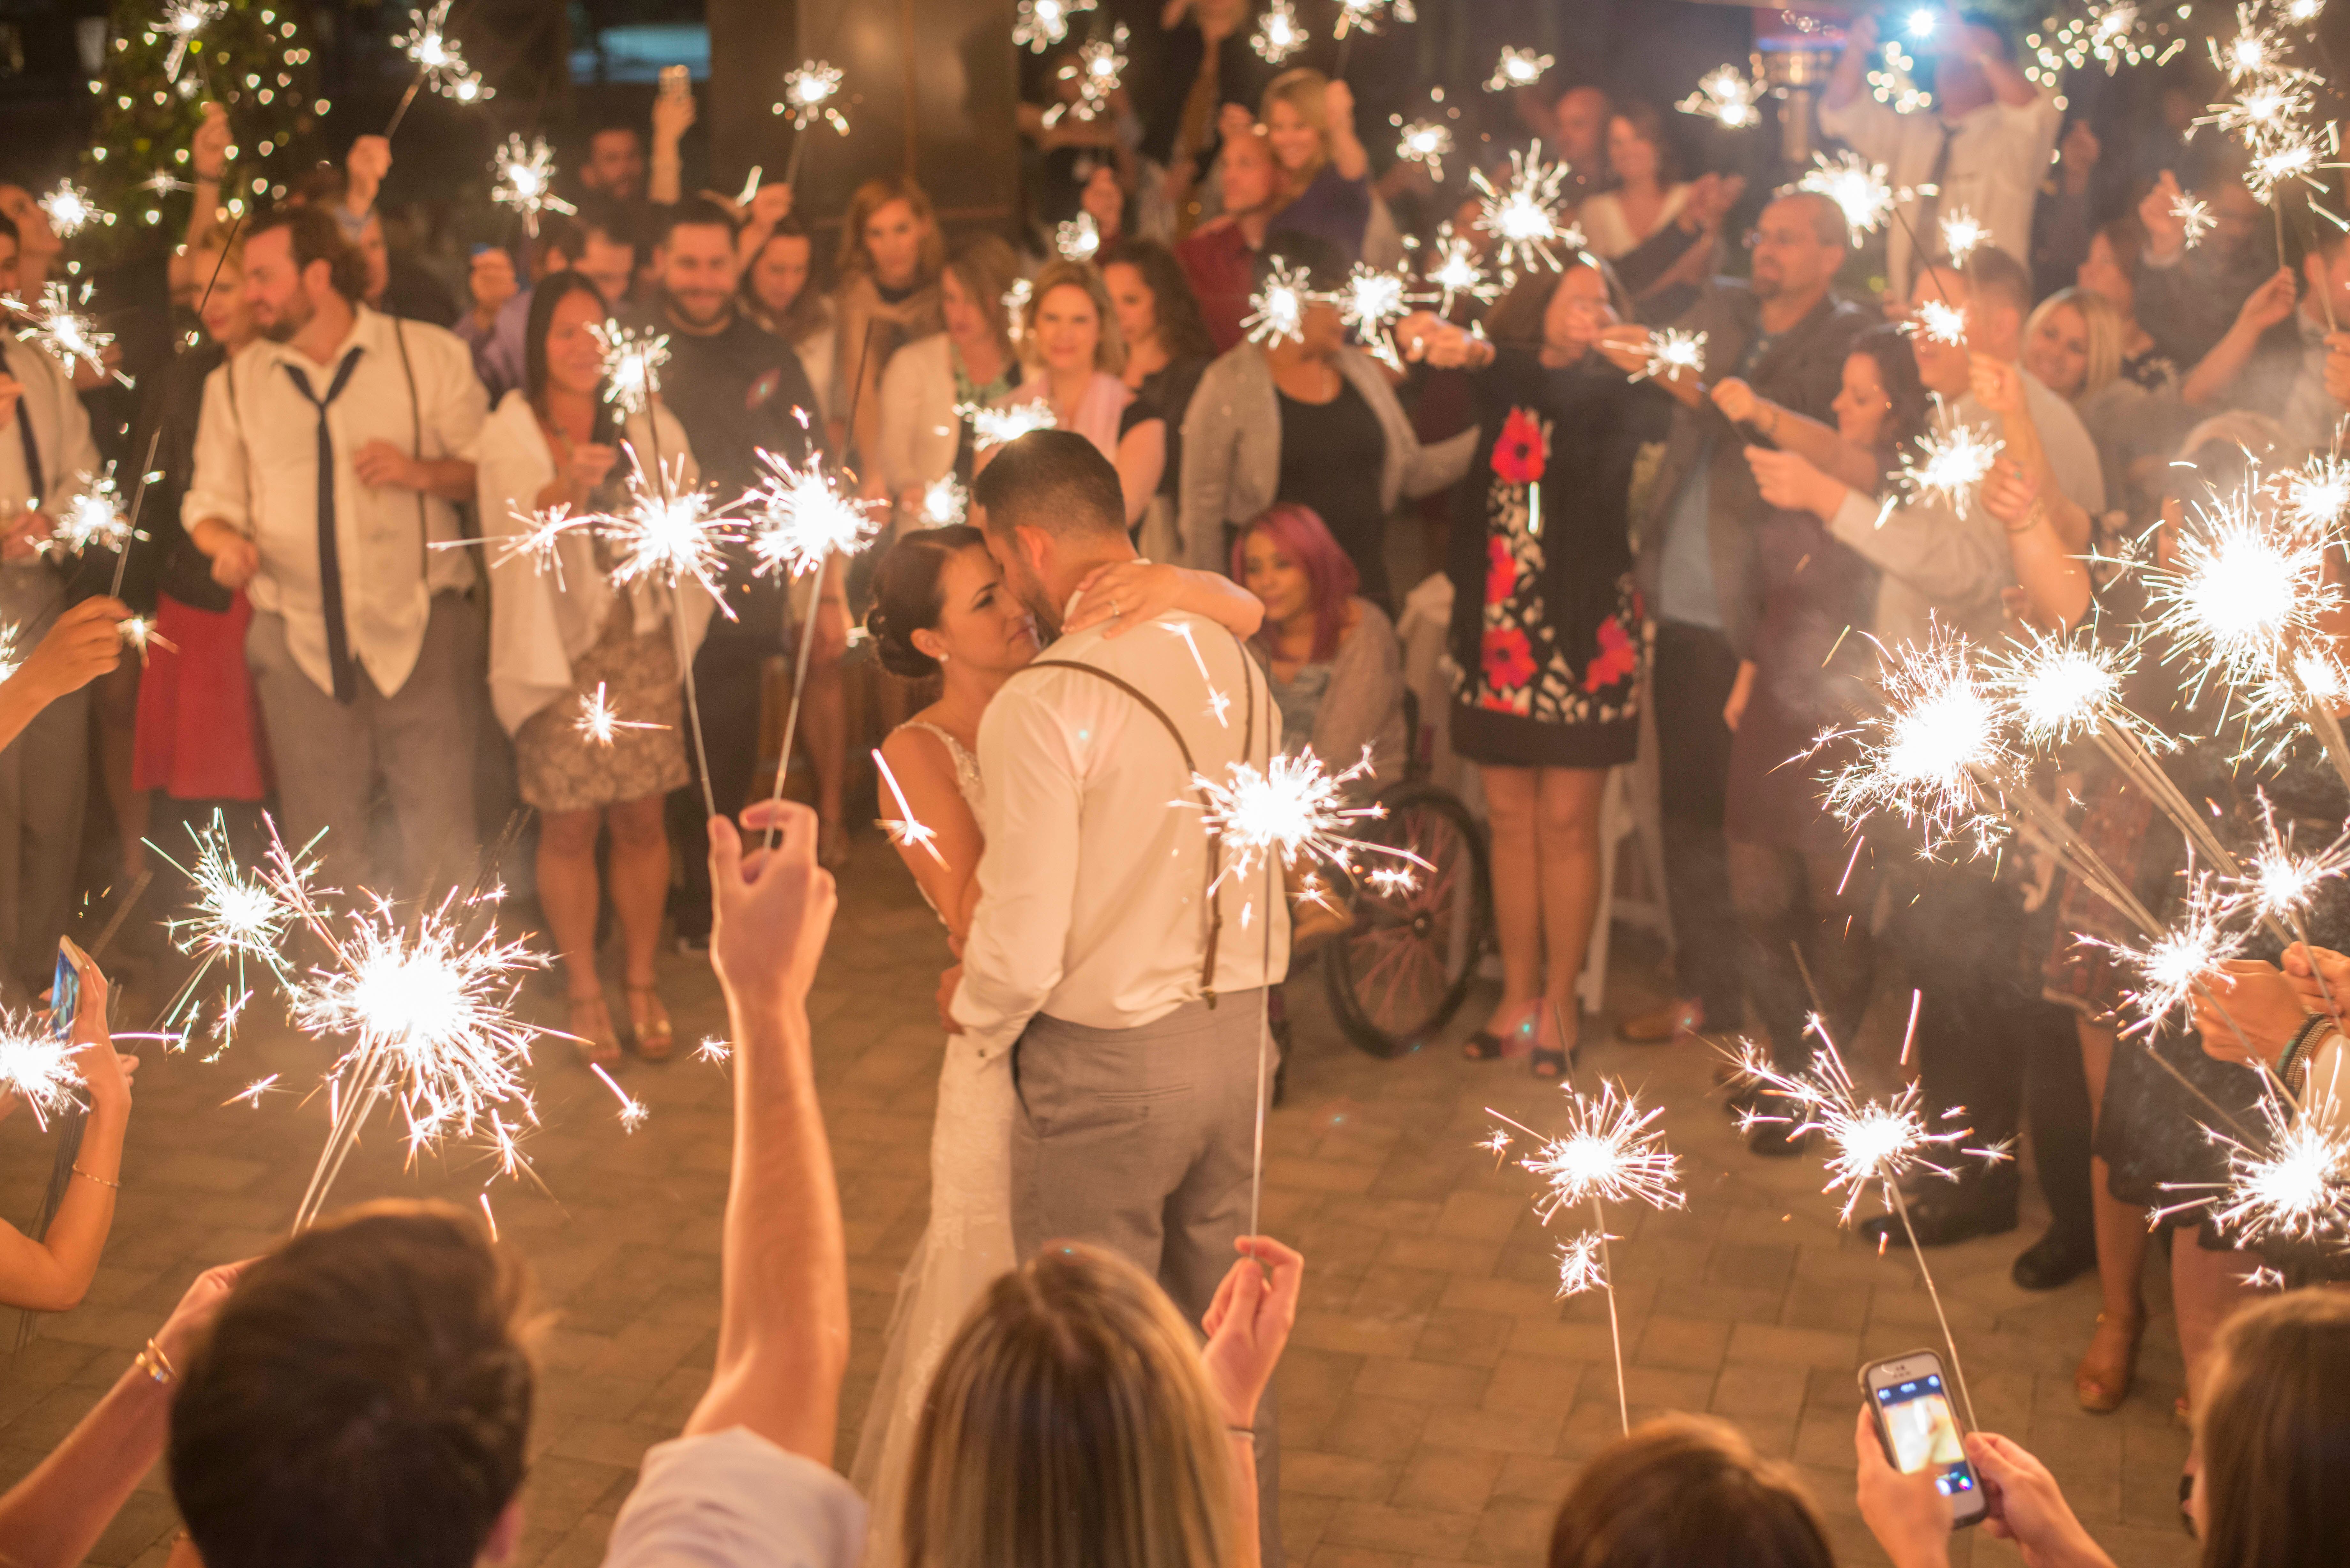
134, 1337, 174, 1384
2005, 501, 2050, 536
71, 1164, 121, 1190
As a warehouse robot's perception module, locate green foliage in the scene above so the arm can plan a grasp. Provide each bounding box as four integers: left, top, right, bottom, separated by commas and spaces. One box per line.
77, 0, 326, 264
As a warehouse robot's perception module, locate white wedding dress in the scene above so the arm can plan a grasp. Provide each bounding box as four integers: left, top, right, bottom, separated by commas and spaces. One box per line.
850, 721, 1018, 1567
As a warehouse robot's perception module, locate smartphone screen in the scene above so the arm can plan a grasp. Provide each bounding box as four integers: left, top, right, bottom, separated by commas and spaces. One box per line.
1873, 1372, 1979, 1498
49, 943, 78, 1040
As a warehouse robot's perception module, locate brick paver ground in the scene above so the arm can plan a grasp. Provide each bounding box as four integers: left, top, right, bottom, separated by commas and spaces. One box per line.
0, 831, 2200, 1568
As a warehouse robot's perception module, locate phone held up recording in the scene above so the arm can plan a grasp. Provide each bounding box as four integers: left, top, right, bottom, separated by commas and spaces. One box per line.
1859, 1349, 1989, 1528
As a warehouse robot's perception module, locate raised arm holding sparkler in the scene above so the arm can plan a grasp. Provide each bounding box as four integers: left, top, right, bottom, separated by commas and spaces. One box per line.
0, 942, 136, 1313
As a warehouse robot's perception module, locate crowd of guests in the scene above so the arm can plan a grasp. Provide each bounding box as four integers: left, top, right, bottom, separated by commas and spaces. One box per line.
4, 3, 2350, 1563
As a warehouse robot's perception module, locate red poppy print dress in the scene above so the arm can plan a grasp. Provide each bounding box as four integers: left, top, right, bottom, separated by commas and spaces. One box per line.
1447, 351, 1664, 769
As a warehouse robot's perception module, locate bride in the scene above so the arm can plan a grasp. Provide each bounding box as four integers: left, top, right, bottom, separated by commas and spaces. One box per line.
850, 522, 1262, 1559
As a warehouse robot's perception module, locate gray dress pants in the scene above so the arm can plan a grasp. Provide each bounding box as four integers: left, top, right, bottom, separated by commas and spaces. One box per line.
1010, 989, 1281, 1568
0, 562, 85, 996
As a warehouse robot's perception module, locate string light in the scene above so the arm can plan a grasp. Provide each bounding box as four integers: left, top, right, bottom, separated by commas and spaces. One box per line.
1486, 46, 1556, 93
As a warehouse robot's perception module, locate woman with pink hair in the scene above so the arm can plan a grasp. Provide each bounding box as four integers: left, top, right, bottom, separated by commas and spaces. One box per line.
1229, 504, 1406, 783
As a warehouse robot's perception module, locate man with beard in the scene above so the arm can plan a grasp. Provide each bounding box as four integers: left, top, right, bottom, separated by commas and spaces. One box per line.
633, 200, 833, 936
1596, 191, 1869, 1077
185, 205, 489, 895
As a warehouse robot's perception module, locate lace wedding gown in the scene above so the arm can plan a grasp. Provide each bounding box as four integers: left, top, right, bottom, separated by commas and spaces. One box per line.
850, 721, 1017, 1565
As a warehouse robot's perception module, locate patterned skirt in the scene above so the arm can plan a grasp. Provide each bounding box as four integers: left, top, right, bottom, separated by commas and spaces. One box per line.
514, 607, 689, 814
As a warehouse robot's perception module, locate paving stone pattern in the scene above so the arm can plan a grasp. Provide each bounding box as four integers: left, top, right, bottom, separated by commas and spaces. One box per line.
0, 835, 2200, 1568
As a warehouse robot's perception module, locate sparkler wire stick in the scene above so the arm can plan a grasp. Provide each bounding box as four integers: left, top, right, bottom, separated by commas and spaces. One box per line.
762, 549, 829, 841
672, 581, 718, 820
1887, 1179, 1977, 1430
1249, 853, 1275, 1241
1555, 999, 1632, 1434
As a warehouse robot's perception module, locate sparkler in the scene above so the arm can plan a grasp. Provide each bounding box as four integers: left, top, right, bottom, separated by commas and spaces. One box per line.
39, 467, 135, 558
1938, 207, 1990, 266
1727, 1021, 2005, 1429
958, 398, 1058, 451
1487, 46, 1556, 94
1986, 632, 2130, 749
1883, 409, 2002, 527
575, 682, 661, 746
489, 135, 575, 237
1394, 119, 1453, 183
2141, 472, 2339, 705
2215, 4, 2318, 88
776, 59, 848, 133
1907, 297, 1968, 348
1169, 620, 1233, 727
149, 812, 321, 1058
116, 614, 175, 666
1416, 223, 1497, 315
6, 281, 125, 386
1486, 1076, 1684, 1433
2199, 75, 2316, 145
2160, 1079, 2350, 1248
695, 1036, 731, 1065
1242, 257, 1322, 347
2174, 193, 2218, 248
390, 0, 490, 131
1334, 0, 1414, 39
0, 1014, 83, 1130
0, 624, 23, 685
1042, 27, 1128, 129
1001, 277, 1034, 350
1338, 264, 1418, 371
1823, 627, 2016, 858
2243, 120, 2338, 207
1252, 0, 1309, 63
1470, 144, 1577, 279
1676, 64, 1762, 129
873, 747, 945, 867
38, 179, 104, 239
588, 1060, 649, 1132
1013, 0, 1094, 53
2093, 873, 2253, 1037
225, 1075, 279, 1109
2282, 451, 2350, 533
918, 476, 967, 527
1798, 150, 1897, 243
1055, 211, 1101, 262
1633, 327, 1707, 384
161, 0, 226, 81
591, 322, 670, 418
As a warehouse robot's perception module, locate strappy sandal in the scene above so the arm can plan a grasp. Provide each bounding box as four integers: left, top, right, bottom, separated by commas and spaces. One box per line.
625, 984, 676, 1062
1531, 1003, 1578, 1081
569, 992, 621, 1068
1465, 1008, 1535, 1061
2073, 1309, 2144, 1413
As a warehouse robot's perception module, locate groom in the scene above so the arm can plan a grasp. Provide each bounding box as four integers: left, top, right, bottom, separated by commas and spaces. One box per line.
949, 430, 1288, 1563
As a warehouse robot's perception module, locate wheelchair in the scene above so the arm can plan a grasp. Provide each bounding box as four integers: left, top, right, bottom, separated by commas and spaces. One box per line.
1313, 689, 1494, 1058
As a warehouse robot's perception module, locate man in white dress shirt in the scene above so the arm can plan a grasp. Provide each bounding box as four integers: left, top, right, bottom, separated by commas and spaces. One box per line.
186, 205, 489, 895
951, 430, 1288, 1566
0, 212, 104, 995
1821, 11, 2060, 305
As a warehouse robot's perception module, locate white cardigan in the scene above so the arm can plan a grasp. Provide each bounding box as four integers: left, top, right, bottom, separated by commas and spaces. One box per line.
873, 332, 960, 500
473, 390, 718, 735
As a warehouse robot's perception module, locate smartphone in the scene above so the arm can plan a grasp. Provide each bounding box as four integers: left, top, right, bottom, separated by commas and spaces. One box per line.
658, 64, 691, 102
49, 939, 79, 1041
1858, 1350, 1988, 1527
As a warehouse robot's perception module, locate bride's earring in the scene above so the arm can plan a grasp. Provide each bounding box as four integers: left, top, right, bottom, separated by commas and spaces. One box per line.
937, 651, 950, 664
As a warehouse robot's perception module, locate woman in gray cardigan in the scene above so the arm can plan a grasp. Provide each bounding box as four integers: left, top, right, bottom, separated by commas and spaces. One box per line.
1177, 235, 1474, 607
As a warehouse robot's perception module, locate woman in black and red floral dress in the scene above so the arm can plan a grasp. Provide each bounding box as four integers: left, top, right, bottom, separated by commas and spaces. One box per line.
1407, 257, 1668, 1076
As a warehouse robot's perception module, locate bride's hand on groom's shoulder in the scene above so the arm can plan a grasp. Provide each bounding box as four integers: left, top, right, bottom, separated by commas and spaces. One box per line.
1065, 560, 1183, 638
937, 964, 965, 1035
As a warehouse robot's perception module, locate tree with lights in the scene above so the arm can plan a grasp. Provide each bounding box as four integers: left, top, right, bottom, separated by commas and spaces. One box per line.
77, 0, 329, 262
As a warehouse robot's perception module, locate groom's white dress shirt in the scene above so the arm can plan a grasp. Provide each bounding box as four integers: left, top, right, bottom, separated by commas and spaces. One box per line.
952, 604, 1290, 1059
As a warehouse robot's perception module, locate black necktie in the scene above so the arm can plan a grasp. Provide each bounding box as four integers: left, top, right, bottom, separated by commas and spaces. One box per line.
284, 348, 366, 704
0, 343, 43, 508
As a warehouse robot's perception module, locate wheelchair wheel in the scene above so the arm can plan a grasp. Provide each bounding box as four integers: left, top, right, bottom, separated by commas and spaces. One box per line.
1323, 783, 1491, 1058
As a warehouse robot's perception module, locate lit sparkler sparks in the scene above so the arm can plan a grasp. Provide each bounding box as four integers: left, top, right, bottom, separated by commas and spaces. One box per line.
225, 1075, 279, 1110
6, 280, 121, 384
152, 812, 319, 1055
1908, 296, 1968, 347
1338, 263, 1418, 370
745, 449, 885, 581
1798, 150, 1896, 243
38, 179, 104, 239
1470, 143, 1576, 278
1333, 0, 1415, 39
1552, 1231, 1610, 1298
588, 1061, 648, 1132
0, 1014, 83, 1129
1187, 746, 1428, 888
2215, 4, 2318, 88
1727, 1027, 2011, 1225
1487, 46, 1555, 93
1492, 1082, 1685, 1221
161, 0, 227, 81
2199, 74, 2316, 146
1013, 0, 1094, 53
873, 746, 945, 867
1243, 256, 1323, 347
0, 624, 24, 685
1985, 631, 2128, 747
2282, 451, 2350, 532
958, 397, 1058, 451
1676, 64, 1762, 129
1416, 223, 1497, 315
489, 135, 575, 236
2225, 793, 2350, 928
575, 682, 661, 745
2088, 872, 2249, 1036
590, 454, 746, 605
590, 321, 670, 416
776, 59, 849, 134
1886, 406, 2003, 522
1394, 119, 1453, 182
40, 467, 135, 557
1043, 26, 1128, 129
2141, 472, 2339, 699
1938, 207, 1990, 266
918, 476, 967, 527
2174, 193, 2219, 247
1001, 277, 1034, 350
694, 1035, 731, 1065
1168, 620, 1232, 727
1824, 628, 2015, 856
1252, 0, 1309, 63
2162, 1088, 2350, 1247
117, 614, 176, 665
1055, 210, 1101, 261
1633, 327, 1707, 384
394, 0, 492, 104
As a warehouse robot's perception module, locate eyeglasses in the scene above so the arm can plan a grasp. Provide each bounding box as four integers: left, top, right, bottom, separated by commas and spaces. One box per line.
1742, 227, 1815, 251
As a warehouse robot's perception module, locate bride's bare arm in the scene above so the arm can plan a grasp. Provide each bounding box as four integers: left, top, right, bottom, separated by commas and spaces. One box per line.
1066, 560, 1266, 640
877, 725, 986, 949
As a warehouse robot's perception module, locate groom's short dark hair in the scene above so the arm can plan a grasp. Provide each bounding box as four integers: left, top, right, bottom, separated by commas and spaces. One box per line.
973, 430, 1126, 541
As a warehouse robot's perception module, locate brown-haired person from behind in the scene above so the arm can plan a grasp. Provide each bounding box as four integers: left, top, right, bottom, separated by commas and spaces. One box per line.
834, 176, 945, 467
1548, 1415, 1837, 1568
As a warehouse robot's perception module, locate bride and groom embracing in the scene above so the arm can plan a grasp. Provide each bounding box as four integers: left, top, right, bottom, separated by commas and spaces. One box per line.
850, 431, 1292, 1566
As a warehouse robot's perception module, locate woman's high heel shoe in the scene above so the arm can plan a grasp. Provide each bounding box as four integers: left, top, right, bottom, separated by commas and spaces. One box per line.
626, 984, 675, 1062
568, 993, 621, 1068
2073, 1309, 2145, 1413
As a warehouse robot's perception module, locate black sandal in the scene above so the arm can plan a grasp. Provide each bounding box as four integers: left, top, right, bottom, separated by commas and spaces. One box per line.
1464, 1029, 1508, 1061
1531, 1047, 1572, 1080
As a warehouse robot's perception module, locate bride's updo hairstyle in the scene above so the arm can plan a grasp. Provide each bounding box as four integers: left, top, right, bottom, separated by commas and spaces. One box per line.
866, 524, 986, 680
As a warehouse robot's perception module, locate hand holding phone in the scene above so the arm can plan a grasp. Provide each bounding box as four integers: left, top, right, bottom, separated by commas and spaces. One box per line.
1858, 1351, 1989, 1528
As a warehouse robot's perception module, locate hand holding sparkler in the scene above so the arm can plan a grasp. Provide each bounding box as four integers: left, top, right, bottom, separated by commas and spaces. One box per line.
714, 800, 838, 1012
2285, 943, 2350, 1018
1, 597, 128, 719
1199, 1235, 1304, 1427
